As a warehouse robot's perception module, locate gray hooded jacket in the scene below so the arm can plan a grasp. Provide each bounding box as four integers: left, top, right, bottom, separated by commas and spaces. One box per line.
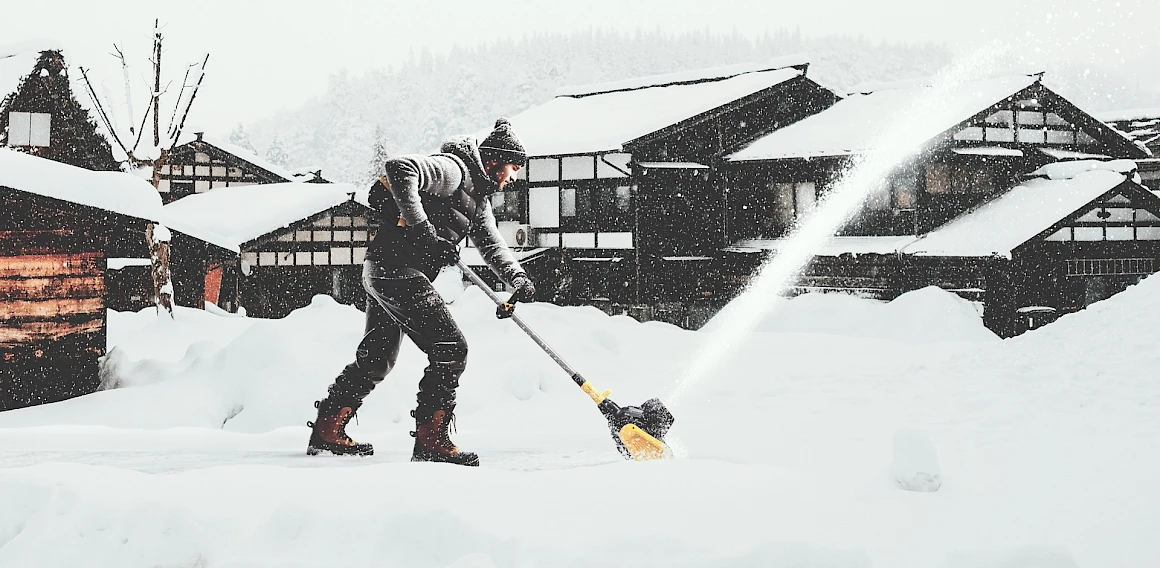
365, 136, 525, 283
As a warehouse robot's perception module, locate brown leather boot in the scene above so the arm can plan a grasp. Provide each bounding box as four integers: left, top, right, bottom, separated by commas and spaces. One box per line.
411, 409, 479, 466
307, 400, 374, 456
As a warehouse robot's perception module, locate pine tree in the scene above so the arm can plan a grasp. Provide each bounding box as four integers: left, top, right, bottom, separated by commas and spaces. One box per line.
446, 66, 481, 136
0, 50, 120, 171
318, 69, 373, 183
265, 134, 290, 167
229, 123, 256, 152
365, 126, 390, 186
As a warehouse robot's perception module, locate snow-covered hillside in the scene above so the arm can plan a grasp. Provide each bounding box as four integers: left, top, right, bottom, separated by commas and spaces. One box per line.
1, 271, 1158, 567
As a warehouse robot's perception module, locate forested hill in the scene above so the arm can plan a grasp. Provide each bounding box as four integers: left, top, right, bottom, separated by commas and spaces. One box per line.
245, 28, 955, 184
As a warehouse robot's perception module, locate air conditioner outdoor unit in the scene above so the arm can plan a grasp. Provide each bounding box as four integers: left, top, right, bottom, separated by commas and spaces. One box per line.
497, 221, 535, 248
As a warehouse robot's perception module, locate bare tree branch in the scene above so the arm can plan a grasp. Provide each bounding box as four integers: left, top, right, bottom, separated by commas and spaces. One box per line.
113, 44, 135, 137
166, 65, 194, 141
127, 100, 153, 158
153, 18, 162, 150
169, 53, 209, 152
77, 66, 131, 157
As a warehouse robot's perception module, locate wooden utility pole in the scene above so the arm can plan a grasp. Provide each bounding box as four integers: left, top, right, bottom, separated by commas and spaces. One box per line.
147, 20, 173, 316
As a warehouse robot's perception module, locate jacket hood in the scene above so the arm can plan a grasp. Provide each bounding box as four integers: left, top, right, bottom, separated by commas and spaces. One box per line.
440, 136, 500, 197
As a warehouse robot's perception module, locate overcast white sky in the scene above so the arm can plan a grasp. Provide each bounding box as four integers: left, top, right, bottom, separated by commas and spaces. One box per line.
2, 0, 1157, 136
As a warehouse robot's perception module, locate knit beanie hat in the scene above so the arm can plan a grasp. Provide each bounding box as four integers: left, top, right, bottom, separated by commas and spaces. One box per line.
479, 118, 527, 166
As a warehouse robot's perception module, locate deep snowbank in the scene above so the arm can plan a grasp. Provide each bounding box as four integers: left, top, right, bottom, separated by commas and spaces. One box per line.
2, 275, 1160, 567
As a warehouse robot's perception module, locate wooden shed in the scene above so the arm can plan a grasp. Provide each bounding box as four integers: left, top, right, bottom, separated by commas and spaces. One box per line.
0, 149, 163, 410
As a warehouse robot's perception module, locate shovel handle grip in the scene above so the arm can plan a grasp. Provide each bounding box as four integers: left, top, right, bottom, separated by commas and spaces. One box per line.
498, 299, 517, 318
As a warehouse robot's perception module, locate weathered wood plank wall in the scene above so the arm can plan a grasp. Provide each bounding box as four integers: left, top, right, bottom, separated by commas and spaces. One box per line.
1, 218, 107, 410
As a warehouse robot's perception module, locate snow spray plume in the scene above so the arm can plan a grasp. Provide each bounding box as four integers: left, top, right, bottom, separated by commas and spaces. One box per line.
662, 44, 1013, 455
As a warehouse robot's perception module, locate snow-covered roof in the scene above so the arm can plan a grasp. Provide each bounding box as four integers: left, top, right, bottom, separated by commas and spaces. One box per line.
501, 64, 805, 156
1039, 148, 1110, 161
554, 55, 809, 97
0, 45, 44, 100
1, 41, 141, 165
724, 161, 1142, 260
952, 147, 1023, 157
1095, 107, 1160, 149
1029, 159, 1138, 181
729, 74, 1039, 161
1094, 107, 1160, 123
635, 161, 709, 169
904, 164, 1133, 258
175, 133, 309, 183
162, 182, 366, 250
724, 236, 918, 256
0, 148, 162, 223
844, 77, 934, 95
107, 258, 152, 270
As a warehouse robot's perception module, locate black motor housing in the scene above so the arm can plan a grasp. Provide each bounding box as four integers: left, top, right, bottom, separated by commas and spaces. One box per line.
599, 398, 675, 459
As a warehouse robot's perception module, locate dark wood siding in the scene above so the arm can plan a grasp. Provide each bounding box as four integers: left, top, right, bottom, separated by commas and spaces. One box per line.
0, 250, 106, 410
0, 190, 113, 410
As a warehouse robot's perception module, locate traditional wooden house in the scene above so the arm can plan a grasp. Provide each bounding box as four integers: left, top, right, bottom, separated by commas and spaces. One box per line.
903, 161, 1160, 334
722, 74, 1155, 336
492, 57, 838, 325
0, 149, 164, 410
163, 182, 378, 318
156, 132, 327, 204
1096, 107, 1160, 190
1, 44, 120, 172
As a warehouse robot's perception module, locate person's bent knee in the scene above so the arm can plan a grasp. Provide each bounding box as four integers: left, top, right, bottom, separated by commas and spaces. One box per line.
353, 348, 396, 382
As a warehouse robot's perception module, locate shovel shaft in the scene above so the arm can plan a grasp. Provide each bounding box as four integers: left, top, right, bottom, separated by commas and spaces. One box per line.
455, 261, 674, 461
456, 260, 588, 389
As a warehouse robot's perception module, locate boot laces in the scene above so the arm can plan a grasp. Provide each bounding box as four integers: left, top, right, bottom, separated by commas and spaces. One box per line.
338, 408, 358, 443
439, 412, 457, 447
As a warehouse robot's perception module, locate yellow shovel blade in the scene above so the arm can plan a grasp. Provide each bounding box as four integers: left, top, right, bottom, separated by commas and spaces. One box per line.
618, 424, 672, 461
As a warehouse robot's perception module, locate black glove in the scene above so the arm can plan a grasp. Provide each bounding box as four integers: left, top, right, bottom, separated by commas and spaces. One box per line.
409, 220, 459, 267
497, 274, 536, 319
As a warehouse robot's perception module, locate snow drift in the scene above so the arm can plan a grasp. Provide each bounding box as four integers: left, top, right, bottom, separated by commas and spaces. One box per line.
702, 285, 998, 344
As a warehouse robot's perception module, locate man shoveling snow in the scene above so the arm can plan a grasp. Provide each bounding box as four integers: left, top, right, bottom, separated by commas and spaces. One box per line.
307, 119, 536, 466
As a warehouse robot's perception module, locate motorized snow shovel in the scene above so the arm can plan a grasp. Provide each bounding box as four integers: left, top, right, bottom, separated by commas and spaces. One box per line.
456, 260, 675, 461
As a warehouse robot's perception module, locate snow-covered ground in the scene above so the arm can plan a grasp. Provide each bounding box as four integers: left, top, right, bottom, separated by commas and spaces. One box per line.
2, 269, 1158, 567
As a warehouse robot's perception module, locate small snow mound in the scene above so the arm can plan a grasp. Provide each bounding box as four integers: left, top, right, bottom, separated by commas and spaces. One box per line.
891, 429, 942, 492
704, 286, 996, 344
307, 293, 341, 308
